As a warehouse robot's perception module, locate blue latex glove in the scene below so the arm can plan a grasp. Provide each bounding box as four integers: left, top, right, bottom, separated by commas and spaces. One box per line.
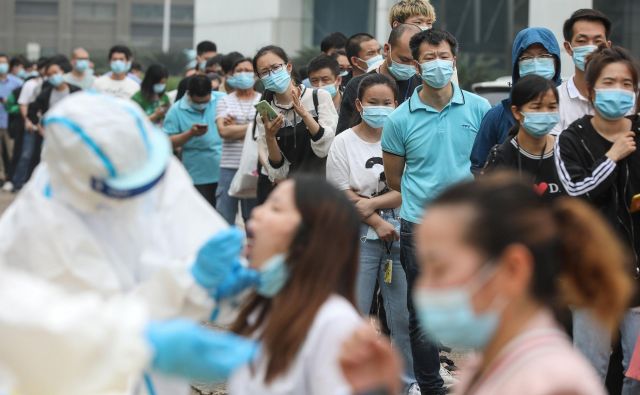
192, 228, 244, 290
146, 320, 258, 382
214, 260, 260, 300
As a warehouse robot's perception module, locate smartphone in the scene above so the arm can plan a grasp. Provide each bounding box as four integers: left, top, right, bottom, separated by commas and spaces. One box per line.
254, 100, 279, 121
194, 123, 208, 131
631, 193, 640, 213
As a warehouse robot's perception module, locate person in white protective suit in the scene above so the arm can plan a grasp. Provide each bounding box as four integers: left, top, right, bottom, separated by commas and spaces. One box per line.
0, 265, 257, 395
0, 92, 255, 395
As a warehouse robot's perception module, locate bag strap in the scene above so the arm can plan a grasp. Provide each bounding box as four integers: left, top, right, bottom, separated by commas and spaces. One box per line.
312, 88, 319, 116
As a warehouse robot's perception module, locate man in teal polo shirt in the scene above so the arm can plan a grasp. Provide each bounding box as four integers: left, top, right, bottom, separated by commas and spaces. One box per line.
382, 29, 490, 393
163, 74, 225, 207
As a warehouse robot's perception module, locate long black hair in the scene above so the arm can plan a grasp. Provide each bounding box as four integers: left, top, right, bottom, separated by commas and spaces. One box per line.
140, 63, 168, 102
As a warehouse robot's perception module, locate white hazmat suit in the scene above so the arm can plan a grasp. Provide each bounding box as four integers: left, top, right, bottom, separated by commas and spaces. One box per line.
0, 92, 229, 394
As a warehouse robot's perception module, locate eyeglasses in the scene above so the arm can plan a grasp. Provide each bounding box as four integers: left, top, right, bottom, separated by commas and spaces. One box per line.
257, 64, 285, 79
518, 53, 554, 62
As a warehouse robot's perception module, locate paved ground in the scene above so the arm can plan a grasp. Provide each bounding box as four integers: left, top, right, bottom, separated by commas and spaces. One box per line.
0, 192, 14, 215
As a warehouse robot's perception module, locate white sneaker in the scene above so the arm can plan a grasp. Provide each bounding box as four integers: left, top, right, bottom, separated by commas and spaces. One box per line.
1, 181, 13, 192
407, 382, 421, 395
440, 364, 459, 388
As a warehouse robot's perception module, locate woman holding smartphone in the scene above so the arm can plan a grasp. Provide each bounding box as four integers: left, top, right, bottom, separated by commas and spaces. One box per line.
252, 45, 338, 203
555, 46, 640, 393
131, 64, 170, 126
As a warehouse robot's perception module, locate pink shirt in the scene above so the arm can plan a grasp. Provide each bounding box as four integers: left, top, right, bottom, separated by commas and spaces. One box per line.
453, 310, 605, 395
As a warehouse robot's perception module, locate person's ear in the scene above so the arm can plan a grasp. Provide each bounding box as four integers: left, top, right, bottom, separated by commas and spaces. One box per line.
335, 75, 342, 87
351, 56, 364, 71
564, 41, 574, 56
286, 63, 293, 73
606, 40, 612, 48
392, 21, 399, 28
452, 56, 457, 69
495, 244, 534, 300
511, 105, 523, 122
413, 60, 422, 75
383, 43, 391, 58
355, 98, 363, 113
393, 100, 398, 108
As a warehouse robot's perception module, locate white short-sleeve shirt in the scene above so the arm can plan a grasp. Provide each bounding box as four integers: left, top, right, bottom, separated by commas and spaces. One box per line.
326, 127, 387, 198
228, 295, 362, 395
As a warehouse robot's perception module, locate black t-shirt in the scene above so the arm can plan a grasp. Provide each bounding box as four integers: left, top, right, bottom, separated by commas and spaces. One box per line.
336, 71, 421, 134
484, 136, 566, 198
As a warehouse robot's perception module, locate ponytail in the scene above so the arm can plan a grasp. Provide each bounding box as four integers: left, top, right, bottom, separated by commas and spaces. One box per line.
552, 197, 633, 331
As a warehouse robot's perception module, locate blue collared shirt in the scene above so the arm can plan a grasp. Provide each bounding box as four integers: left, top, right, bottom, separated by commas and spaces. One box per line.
163, 92, 226, 185
0, 75, 23, 128
381, 83, 490, 223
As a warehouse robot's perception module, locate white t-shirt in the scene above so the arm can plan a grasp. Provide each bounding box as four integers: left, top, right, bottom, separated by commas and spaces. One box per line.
17, 77, 43, 105
216, 91, 260, 169
550, 75, 592, 136
228, 295, 362, 395
326, 127, 387, 198
64, 71, 95, 90
92, 75, 139, 100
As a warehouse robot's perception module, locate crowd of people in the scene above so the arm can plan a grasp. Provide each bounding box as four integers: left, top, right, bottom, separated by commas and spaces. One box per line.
1, 0, 640, 394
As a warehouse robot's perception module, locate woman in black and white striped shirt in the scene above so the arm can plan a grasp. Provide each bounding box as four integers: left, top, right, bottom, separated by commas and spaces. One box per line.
215, 56, 261, 225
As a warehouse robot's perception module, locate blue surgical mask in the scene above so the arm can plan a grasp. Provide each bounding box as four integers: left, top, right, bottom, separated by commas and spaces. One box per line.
28, 71, 39, 78
110, 60, 128, 75
256, 254, 289, 297
74, 59, 90, 72
571, 45, 598, 72
421, 59, 454, 89
339, 70, 350, 77
190, 99, 209, 111
361, 105, 394, 128
199, 61, 207, 71
227, 72, 255, 90
520, 111, 560, 137
16, 69, 27, 79
413, 265, 503, 349
153, 83, 166, 94
388, 58, 416, 81
358, 54, 384, 72
518, 58, 555, 80
319, 83, 338, 98
48, 73, 65, 88
261, 68, 291, 94
594, 89, 636, 120
0, 63, 8, 75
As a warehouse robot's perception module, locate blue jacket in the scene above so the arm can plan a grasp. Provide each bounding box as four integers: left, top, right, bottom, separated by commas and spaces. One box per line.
470, 27, 562, 174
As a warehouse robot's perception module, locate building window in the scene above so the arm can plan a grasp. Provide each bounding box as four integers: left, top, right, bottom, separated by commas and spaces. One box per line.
171, 25, 193, 38
74, 2, 116, 20
15, 1, 59, 17
171, 5, 193, 22
131, 3, 194, 23
131, 24, 163, 38
132, 4, 164, 21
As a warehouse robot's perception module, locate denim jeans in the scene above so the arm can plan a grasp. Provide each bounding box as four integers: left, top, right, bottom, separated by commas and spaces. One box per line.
215, 167, 257, 225
357, 212, 416, 389
11, 130, 36, 189
400, 219, 445, 394
573, 309, 640, 395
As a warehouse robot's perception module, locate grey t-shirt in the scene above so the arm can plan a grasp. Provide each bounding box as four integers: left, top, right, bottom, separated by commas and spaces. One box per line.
64, 72, 95, 90
49, 86, 70, 108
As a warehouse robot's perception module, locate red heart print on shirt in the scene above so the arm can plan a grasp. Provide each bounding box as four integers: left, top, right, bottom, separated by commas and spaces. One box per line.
534, 182, 549, 196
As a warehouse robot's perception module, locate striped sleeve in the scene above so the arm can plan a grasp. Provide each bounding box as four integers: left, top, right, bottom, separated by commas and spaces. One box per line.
554, 132, 617, 198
